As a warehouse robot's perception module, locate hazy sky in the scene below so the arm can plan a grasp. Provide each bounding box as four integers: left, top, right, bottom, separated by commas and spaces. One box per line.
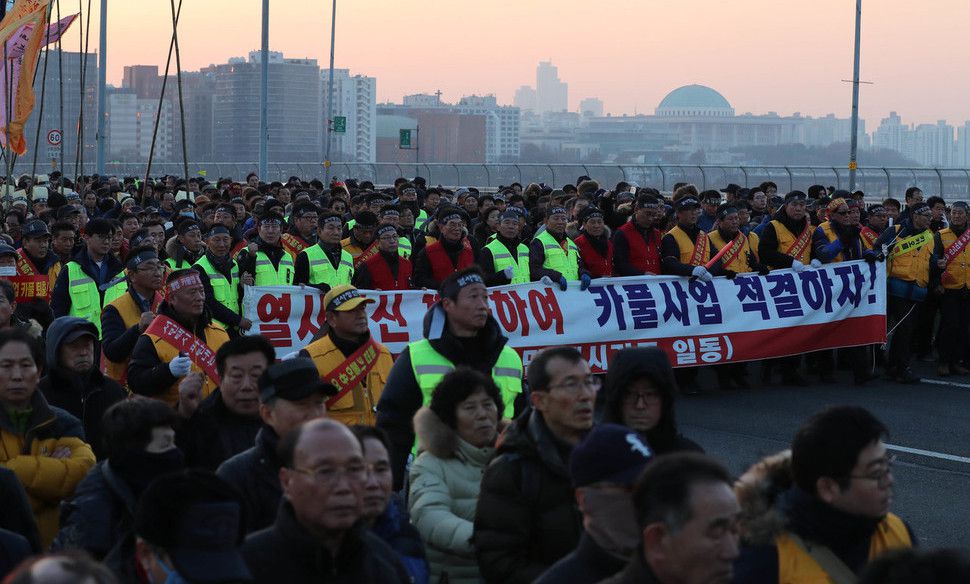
60, 0, 970, 126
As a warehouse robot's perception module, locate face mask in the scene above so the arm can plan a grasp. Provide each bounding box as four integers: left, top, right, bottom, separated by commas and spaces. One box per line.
583, 488, 641, 560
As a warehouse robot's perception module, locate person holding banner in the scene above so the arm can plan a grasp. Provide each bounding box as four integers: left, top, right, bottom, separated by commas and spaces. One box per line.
101, 246, 165, 387
13, 220, 58, 331
529, 206, 591, 291
195, 225, 252, 334
280, 202, 319, 260
868, 202, 935, 384
236, 212, 294, 287
932, 201, 970, 377
50, 218, 125, 338
127, 269, 230, 407
414, 207, 481, 290
613, 194, 664, 277
300, 285, 393, 427
354, 225, 413, 291
293, 211, 354, 294
573, 206, 614, 278
377, 267, 523, 489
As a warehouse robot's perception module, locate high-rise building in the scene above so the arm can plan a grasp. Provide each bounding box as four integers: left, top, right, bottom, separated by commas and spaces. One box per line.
957, 122, 970, 167
321, 68, 377, 163
513, 85, 536, 113
579, 98, 604, 118
913, 121, 953, 167
455, 95, 520, 162
205, 51, 322, 163
536, 61, 567, 114
106, 87, 176, 163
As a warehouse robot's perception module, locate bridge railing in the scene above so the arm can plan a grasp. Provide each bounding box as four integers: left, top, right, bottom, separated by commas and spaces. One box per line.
19, 163, 970, 201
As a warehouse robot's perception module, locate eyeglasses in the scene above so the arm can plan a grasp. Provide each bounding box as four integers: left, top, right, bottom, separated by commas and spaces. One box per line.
290, 462, 369, 486
623, 390, 662, 406
847, 453, 896, 488
548, 375, 601, 394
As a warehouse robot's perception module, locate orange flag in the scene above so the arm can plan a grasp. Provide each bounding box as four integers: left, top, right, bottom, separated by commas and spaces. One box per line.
0, 0, 50, 155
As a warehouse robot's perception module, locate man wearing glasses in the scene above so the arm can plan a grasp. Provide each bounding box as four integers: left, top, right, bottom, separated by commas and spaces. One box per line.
733, 406, 913, 583
242, 417, 411, 583
474, 347, 595, 584
50, 218, 125, 337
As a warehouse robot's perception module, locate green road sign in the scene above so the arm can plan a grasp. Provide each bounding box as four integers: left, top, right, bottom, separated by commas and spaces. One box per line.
333, 116, 346, 134
399, 129, 412, 148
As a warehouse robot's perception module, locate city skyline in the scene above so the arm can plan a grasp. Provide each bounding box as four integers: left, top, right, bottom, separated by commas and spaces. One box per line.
58, 0, 970, 128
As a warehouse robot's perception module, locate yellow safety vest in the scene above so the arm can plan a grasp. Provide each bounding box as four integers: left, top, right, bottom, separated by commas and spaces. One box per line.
818, 221, 846, 263
66, 262, 105, 337
103, 290, 146, 385
485, 239, 530, 284
776, 513, 912, 584
194, 255, 241, 326
770, 220, 813, 264
303, 334, 394, 427
888, 227, 933, 288
535, 230, 580, 281
254, 250, 294, 286
667, 225, 711, 266
145, 322, 230, 406
709, 230, 757, 273
937, 227, 970, 290
302, 245, 354, 288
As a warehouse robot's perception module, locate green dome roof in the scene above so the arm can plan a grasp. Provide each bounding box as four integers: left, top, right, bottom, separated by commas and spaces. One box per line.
656, 85, 733, 115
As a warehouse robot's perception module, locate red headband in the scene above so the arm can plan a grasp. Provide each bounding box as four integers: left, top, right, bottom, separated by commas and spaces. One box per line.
165, 273, 203, 297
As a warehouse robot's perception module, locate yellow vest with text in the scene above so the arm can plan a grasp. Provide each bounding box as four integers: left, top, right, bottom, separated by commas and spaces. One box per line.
775, 513, 912, 584
66, 262, 105, 337
145, 323, 230, 406
937, 227, 970, 290
194, 255, 241, 326
485, 239, 530, 284
770, 220, 812, 264
708, 230, 756, 273
888, 227, 932, 288
535, 230, 580, 281
103, 291, 144, 385
667, 225, 710, 266
302, 245, 354, 288
254, 251, 294, 286
303, 334, 394, 426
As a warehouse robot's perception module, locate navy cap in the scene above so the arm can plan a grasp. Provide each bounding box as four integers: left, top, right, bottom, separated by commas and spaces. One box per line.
258, 358, 338, 402
569, 424, 654, 488
675, 197, 700, 211
912, 202, 931, 216
22, 219, 50, 238
168, 501, 252, 584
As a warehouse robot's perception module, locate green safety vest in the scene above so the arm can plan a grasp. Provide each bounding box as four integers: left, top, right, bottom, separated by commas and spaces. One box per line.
485, 239, 530, 284
409, 338, 522, 416
66, 262, 105, 336
416, 209, 431, 230
194, 255, 241, 327
535, 230, 580, 281
254, 251, 294, 286
302, 245, 354, 288
102, 276, 130, 306
398, 236, 412, 258
165, 257, 193, 270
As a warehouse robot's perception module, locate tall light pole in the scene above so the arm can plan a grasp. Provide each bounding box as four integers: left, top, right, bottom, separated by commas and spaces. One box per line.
848, 0, 862, 192
96, 0, 106, 174
323, 0, 336, 187
259, 0, 269, 180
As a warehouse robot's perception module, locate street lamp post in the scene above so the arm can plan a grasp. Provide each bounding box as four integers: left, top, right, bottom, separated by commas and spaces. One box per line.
259, 0, 269, 180
96, 0, 106, 174
323, 0, 336, 187
848, 0, 862, 192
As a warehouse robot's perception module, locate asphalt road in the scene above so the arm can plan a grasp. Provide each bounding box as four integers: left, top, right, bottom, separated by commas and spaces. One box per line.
675, 360, 970, 549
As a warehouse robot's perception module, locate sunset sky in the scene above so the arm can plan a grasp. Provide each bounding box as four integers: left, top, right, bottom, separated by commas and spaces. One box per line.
57, 0, 970, 127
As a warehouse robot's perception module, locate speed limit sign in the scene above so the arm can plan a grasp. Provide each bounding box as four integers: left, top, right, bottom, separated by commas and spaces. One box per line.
47, 129, 62, 147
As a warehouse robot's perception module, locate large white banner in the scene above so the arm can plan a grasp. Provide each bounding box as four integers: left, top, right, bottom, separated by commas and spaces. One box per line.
242, 260, 887, 372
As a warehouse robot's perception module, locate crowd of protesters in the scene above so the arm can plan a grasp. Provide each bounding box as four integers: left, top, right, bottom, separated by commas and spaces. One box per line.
0, 169, 965, 583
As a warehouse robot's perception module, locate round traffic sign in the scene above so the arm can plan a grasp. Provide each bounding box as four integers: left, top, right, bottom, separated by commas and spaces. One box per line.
47, 129, 62, 147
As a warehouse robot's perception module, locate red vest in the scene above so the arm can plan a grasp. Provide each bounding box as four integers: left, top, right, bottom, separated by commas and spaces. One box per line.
574, 234, 614, 278
365, 253, 413, 291
425, 239, 474, 283
617, 221, 661, 274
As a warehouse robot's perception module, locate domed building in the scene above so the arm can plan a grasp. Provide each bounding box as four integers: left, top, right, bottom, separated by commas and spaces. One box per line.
655, 85, 735, 118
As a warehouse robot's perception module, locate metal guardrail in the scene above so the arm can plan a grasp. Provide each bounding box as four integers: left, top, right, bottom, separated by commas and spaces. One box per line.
18, 163, 970, 200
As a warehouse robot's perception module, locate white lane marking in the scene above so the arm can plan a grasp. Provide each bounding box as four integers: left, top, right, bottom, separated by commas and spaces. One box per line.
887, 443, 970, 465
919, 378, 970, 389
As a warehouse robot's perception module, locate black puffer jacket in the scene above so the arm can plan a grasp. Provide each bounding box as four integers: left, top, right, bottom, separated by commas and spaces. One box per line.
242, 501, 410, 584
38, 317, 128, 460
473, 410, 582, 584
598, 347, 703, 455
216, 427, 283, 534
176, 389, 261, 471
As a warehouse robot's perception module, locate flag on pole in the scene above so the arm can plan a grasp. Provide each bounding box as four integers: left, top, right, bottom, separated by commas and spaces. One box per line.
6, 12, 76, 59
0, 0, 51, 155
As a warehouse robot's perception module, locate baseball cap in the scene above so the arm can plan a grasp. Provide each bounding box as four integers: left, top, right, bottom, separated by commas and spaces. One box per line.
323, 285, 375, 312
675, 197, 700, 211
22, 220, 50, 238
569, 424, 654, 488
258, 358, 338, 402
56, 205, 80, 219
